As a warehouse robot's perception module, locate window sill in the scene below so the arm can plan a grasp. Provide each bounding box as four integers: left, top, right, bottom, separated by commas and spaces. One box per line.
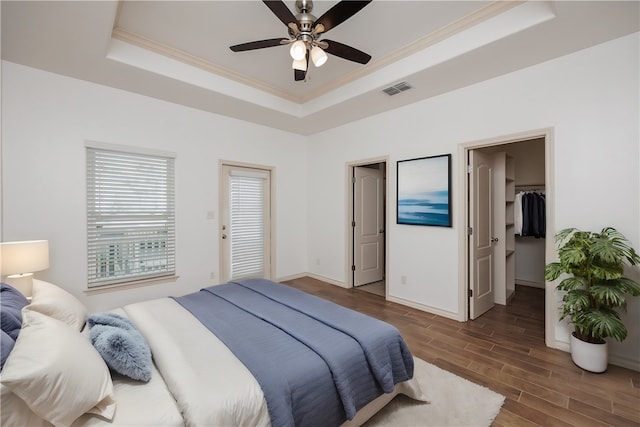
84, 275, 179, 295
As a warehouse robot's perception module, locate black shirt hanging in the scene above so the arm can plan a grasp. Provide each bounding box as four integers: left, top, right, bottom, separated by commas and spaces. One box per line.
521, 192, 545, 238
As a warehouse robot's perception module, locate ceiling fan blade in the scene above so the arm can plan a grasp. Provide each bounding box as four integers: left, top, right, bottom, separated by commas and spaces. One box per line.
294, 68, 307, 81
323, 40, 371, 64
312, 1, 371, 34
294, 52, 309, 81
263, 0, 298, 27
230, 38, 287, 52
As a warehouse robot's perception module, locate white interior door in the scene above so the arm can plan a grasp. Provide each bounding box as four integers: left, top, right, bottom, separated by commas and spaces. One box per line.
353, 166, 384, 286
469, 150, 495, 319
220, 165, 271, 282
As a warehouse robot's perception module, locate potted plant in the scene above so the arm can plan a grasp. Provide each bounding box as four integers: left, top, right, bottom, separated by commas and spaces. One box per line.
545, 227, 640, 373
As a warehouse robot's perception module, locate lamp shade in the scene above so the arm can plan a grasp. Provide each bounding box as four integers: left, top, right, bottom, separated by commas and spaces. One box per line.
289, 40, 307, 61
0, 240, 50, 276
292, 58, 307, 71
310, 46, 328, 67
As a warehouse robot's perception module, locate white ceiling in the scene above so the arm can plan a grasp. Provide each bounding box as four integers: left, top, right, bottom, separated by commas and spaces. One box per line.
2, 1, 639, 135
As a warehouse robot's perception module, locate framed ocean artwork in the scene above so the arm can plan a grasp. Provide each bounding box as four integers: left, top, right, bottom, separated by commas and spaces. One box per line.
396, 154, 452, 227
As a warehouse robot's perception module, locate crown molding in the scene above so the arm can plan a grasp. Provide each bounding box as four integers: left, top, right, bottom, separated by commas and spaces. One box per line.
111, 27, 302, 103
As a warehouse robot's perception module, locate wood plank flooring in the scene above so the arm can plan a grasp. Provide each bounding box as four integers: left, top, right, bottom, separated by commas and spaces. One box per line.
282, 277, 640, 426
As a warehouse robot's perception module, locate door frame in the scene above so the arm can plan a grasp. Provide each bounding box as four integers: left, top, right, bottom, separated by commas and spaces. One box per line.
218, 160, 276, 282
346, 156, 388, 291
457, 127, 562, 350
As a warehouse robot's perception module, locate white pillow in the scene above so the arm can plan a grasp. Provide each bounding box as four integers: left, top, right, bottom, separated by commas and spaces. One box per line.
0, 384, 50, 427
1, 310, 116, 427
27, 279, 88, 330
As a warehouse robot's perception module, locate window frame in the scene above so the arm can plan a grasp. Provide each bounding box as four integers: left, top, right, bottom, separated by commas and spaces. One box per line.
85, 141, 176, 289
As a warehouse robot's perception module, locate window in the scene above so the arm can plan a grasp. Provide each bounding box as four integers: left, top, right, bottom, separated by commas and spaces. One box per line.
86, 143, 175, 287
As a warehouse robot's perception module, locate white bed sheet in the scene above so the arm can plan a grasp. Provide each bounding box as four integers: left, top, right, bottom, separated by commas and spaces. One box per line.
73, 364, 184, 427
124, 298, 271, 427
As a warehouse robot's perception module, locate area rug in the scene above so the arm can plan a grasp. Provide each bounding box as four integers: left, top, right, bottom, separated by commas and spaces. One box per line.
366, 358, 505, 426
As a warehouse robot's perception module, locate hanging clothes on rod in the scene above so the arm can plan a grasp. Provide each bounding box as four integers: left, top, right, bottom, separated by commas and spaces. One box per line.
515, 187, 545, 238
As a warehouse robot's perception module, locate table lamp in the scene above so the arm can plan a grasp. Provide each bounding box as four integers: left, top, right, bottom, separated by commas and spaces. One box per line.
0, 240, 50, 297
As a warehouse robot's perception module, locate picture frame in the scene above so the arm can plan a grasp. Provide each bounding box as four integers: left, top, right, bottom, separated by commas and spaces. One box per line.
397, 154, 452, 227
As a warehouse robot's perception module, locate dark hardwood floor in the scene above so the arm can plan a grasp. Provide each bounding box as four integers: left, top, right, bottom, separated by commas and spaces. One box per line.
282, 277, 640, 427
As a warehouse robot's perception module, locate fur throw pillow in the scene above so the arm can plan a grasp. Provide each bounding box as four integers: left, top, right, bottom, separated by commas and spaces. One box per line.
87, 313, 152, 382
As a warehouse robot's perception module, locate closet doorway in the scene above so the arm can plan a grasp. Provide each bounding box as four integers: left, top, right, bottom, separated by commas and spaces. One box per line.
347, 158, 387, 297
461, 128, 557, 348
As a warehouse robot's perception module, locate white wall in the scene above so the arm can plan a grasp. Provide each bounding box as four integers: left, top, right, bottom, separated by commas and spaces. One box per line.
307, 33, 639, 369
2, 33, 639, 370
1, 62, 309, 312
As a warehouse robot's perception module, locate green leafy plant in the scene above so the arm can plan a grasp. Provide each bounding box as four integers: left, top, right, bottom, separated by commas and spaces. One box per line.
545, 227, 640, 343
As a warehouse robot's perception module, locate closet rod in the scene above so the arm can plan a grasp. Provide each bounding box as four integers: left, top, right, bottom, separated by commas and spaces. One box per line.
516, 184, 545, 191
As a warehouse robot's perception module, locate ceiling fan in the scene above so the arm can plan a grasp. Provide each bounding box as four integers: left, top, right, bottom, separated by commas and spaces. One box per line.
230, 0, 372, 81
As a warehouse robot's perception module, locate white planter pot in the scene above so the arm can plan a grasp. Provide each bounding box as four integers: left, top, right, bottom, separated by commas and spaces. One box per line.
570, 332, 608, 373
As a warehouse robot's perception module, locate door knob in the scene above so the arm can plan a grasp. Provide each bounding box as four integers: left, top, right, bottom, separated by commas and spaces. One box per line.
222, 234, 227, 239
491, 237, 499, 243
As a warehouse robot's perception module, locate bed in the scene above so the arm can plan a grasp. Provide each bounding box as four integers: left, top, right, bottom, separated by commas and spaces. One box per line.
1, 278, 426, 427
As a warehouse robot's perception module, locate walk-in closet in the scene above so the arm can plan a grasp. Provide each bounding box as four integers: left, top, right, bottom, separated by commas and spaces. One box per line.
474, 137, 546, 310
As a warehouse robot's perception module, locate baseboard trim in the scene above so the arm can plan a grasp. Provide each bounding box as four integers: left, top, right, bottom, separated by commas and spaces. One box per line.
276, 272, 308, 282
609, 354, 640, 372
387, 294, 463, 321
515, 279, 545, 289
305, 273, 347, 288
277, 272, 347, 288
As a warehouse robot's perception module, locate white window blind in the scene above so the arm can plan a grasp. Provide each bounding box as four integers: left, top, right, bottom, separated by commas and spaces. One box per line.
229, 171, 267, 279
87, 146, 175, 287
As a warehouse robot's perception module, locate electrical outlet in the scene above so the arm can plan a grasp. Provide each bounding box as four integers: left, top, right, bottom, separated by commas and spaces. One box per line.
401, 275, 407, 285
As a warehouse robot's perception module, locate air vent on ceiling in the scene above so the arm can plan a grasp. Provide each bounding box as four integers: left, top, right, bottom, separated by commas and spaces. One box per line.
382, 81, 412, 96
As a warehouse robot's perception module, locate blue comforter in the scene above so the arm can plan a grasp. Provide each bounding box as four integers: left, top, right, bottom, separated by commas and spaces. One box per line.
173, 278, 414, 427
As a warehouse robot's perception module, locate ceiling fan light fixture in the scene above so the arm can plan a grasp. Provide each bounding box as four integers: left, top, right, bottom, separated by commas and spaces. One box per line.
310, 45, 328, 67
230, 0, 372, 81
290, 40, 307, 60
292, 58, 307, 71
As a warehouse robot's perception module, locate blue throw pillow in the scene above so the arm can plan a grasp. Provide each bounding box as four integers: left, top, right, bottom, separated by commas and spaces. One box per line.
1, 330, 16, 370
0, 283, 29, 371
87, 312, 136, 331
1, 283, 29, 341
87, 313, 152, 382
